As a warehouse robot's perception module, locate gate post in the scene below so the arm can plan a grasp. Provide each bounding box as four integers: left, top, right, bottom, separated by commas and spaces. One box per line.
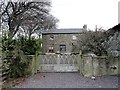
34, 54, 40, 74
31, 55, 35, 76
78, 50, 82, 75
31, 54, 40, 76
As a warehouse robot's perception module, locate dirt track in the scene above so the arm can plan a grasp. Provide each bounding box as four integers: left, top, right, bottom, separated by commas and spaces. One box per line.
13, 73, 118, 88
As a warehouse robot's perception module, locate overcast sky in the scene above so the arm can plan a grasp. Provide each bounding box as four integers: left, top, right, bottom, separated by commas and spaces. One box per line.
51, 0, 119, 30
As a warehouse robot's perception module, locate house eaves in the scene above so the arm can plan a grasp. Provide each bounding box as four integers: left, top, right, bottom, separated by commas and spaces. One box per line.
42, 28, 85, 34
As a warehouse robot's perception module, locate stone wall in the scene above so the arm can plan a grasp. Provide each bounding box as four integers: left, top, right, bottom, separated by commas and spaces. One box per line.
42, 34, 80, 53
28, 54, 119, 77
80, 55, 120, 77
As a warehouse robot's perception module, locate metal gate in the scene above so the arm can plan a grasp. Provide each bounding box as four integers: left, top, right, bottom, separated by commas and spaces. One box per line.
39, 54, 79, 72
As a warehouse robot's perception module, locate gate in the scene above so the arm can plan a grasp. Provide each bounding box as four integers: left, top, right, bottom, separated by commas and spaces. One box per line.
39, 54, 79, 72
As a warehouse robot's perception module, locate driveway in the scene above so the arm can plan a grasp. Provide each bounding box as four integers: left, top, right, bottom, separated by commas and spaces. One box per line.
13, 73, 118, 88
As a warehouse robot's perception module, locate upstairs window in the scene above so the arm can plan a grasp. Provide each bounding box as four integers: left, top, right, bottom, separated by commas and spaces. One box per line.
50, 35, 54, 40
72, 35, 77, 40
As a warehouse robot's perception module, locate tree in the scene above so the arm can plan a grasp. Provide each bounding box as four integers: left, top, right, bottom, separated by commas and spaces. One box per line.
79, 30, 108, 56
1, 0, 58, 40
1, 0, 58, 82
20, 14, 58, 39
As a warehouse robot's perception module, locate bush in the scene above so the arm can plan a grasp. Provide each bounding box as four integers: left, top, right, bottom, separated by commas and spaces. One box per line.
18, 36, 42, 55
2, 35, 42, 80
79, 31, 108, 56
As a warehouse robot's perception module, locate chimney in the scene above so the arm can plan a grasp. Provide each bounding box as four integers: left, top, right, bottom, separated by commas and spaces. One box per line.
95, 25, 97, 31
83, 24, 87, 30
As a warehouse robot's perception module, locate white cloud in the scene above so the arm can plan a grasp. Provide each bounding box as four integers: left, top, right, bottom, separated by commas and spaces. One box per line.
51, 0, 119, 30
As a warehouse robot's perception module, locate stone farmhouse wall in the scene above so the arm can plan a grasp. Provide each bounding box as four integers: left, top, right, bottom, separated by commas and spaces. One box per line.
42, 34, 81, 54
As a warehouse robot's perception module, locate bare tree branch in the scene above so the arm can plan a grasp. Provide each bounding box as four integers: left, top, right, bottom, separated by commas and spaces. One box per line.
1, 0, 58, 39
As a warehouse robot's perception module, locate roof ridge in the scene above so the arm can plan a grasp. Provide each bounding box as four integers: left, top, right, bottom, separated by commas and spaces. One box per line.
42, 28, 84, 34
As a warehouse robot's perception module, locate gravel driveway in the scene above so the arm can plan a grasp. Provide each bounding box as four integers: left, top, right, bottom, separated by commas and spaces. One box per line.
13, 73, 118, 88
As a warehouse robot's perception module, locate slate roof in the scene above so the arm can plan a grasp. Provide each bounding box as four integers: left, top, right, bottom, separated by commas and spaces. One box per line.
42, 28, 84, 34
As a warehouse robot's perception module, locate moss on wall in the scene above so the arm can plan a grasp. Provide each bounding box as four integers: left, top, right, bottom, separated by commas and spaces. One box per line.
80, 55, 119, 77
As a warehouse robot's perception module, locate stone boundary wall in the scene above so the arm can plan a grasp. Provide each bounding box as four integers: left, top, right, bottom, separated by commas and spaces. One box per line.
80, 55, 120, 77
28, 54, 119, 77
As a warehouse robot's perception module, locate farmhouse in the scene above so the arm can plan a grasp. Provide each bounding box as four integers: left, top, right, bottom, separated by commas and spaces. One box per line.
42, 28, 86, 54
